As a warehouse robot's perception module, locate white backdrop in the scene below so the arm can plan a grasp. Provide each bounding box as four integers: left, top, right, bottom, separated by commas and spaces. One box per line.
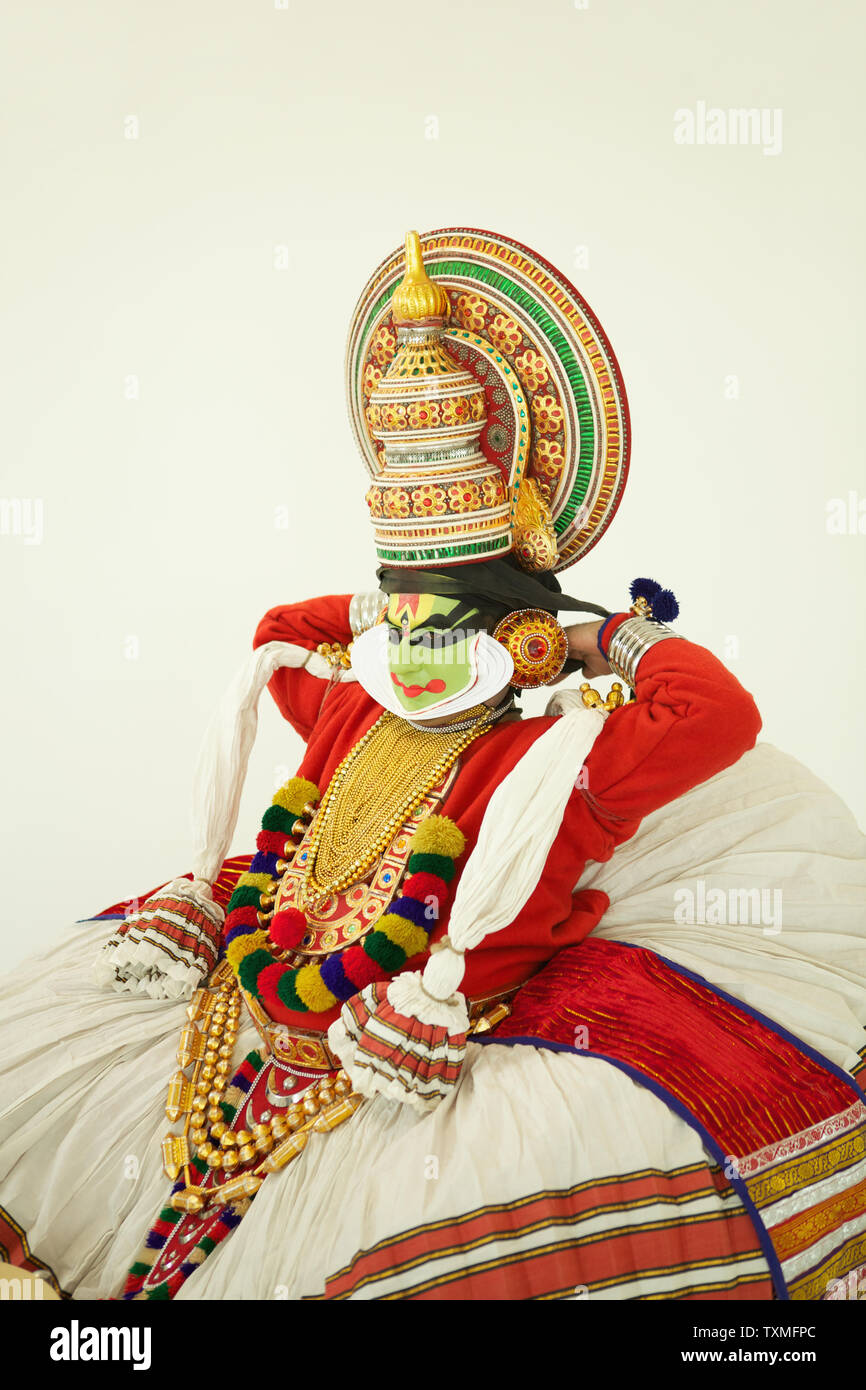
1, 0, 864, 968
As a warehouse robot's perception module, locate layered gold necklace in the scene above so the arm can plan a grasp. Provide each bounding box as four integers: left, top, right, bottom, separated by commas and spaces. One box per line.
302, 704, 500, 905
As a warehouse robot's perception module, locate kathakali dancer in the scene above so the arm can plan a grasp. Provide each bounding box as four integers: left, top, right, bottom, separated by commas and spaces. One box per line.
1, 228, 865, 1302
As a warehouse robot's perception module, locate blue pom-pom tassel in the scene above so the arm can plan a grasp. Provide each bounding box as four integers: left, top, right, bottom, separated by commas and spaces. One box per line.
629, 576, 679, 622
652, 588, 680, 622
629, 577, 660, 604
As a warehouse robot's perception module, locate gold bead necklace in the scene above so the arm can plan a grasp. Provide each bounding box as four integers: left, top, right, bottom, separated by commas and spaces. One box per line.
166, 971, 363, 1213
302, 705, 497, 904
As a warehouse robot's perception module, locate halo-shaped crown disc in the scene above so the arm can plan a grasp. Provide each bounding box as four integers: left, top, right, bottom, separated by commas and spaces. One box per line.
346, 227, 631, 572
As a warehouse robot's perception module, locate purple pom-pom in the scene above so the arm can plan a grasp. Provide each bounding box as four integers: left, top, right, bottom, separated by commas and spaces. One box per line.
629, 577, 661, 604
652, 588, 680, 622
320, 953, 357, 1002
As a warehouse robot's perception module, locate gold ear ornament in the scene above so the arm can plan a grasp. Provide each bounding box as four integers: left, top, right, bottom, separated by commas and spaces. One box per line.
492, 608, 568, 689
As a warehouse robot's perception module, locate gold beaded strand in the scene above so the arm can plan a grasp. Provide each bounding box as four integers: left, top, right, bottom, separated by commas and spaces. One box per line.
303, 707, 496, 903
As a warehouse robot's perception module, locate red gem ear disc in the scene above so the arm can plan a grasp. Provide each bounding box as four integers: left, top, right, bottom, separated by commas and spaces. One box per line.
492, 609, 568, 689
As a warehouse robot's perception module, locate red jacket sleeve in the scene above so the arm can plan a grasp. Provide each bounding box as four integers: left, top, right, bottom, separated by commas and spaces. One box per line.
581, 613, 762, 837
253, 594, 353, 741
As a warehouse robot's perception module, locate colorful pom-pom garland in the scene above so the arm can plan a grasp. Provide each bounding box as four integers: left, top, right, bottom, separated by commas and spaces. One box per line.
222, 776, 466, 1020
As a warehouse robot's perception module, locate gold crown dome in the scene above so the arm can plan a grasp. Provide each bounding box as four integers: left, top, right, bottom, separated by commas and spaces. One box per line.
390, 231, 451, 325
364, 232, 510, 567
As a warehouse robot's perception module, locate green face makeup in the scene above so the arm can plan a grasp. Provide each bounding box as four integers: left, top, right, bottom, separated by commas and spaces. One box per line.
385, 593, 483, 714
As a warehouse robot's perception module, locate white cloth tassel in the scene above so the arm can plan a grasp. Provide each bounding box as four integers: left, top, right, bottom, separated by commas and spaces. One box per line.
414, 704, 605, 1004
173, 877, 220, 909
190, 640, 338, 884
384, 971, 470, 1032
417, 945, 466, 1003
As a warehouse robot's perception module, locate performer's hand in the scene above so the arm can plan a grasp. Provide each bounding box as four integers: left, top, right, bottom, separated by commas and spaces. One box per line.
564, 620, 611, 680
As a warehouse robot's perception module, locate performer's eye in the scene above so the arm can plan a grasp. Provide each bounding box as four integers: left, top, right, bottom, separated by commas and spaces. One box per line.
385, 617, 468, 650
387, 620, 425, 648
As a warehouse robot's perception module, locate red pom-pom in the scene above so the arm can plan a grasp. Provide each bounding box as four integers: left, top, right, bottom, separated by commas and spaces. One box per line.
224, 904, 260, 931
269, 907, 307, 951
402, 871, 448, 906
256, 828, 286, 856
341, 944, 389, 990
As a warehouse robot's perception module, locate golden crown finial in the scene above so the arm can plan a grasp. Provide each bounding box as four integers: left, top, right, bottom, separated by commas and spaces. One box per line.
390, 230, 450, 325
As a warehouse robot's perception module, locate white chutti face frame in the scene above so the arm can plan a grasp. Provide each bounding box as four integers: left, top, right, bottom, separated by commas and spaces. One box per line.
350, 624, 515, 720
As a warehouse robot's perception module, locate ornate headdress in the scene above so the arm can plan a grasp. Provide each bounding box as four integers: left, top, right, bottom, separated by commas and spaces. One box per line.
346, 227, 631, 575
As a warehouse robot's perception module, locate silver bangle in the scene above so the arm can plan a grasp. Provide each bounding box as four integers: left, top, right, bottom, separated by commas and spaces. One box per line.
606, 615, 683, 688
348, 590, 387, 637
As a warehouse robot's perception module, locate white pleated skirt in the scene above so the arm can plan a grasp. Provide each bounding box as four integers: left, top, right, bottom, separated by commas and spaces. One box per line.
0, 917, 761, 1300
2, 743, 863, 1299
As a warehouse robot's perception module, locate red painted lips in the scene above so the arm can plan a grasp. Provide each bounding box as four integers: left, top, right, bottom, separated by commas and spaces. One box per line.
390, 674, 447, 699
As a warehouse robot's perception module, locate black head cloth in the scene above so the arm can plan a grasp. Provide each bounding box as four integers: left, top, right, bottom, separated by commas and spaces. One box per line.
376, 556, 610, 621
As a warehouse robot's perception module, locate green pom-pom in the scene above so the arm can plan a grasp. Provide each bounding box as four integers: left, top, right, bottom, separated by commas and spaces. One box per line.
198, 1236, 216, 1256
406, 851, 456, 882
227, 885, 263, 913
128, 1262, 152, 1278
364, 930, 407, 973
238, 949, 273, 997
276, 970, 307, 1013
146, 1283, 171, 1300
261, 804, 296, 835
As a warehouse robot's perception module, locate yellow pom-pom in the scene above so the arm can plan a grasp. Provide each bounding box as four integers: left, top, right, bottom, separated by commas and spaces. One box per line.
226, 929, 270, 972
376, 913, 429, 960
294, 963, 338, 1015
236, 872, 277, 893
411, 815, 465, 861
272, 778, 320, 817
